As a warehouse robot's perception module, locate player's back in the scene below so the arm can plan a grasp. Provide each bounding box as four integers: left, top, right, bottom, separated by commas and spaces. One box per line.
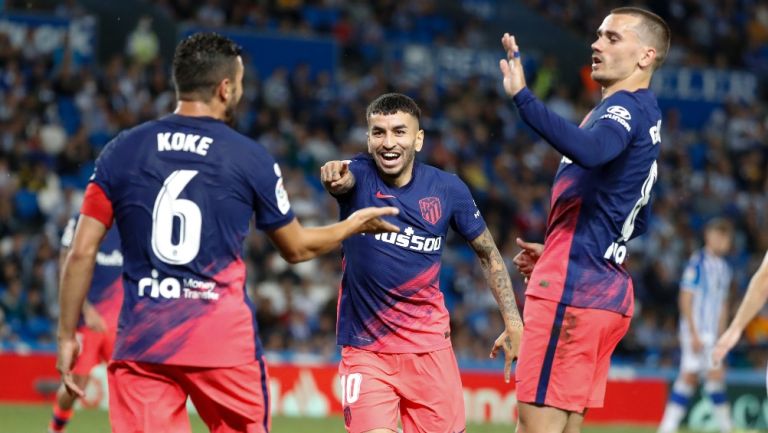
91, 114, 294, 367
528, 89, 662, 316
679, 249, 731, 342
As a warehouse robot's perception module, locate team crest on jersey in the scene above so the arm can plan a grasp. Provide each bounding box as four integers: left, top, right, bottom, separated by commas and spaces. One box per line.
419, 197, 442, 225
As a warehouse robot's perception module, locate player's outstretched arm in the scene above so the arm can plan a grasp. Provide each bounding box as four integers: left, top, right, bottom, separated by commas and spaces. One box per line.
57, 215, 107, 397
469, 228, 523, 383
713, 249, 768, 365
320, 160, 355, 195
267, 207, 399, 263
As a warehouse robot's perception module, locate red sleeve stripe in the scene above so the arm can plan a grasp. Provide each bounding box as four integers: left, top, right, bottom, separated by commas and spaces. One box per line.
81, 183, 114, 228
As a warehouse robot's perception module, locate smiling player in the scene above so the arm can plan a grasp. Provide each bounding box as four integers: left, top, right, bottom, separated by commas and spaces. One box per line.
321, 93, 523, 433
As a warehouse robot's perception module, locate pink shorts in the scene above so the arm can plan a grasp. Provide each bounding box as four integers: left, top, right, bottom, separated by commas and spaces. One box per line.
72, 325, 116, 376
108, 359, 270, 433
515, 296, 630, 412
339, 346, 465, 433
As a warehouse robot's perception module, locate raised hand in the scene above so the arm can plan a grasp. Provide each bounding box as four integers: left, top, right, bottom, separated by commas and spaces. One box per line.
499, 33, 527, 97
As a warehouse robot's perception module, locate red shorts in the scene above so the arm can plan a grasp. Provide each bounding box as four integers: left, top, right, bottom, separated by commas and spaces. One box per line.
108, 359, 270, 433
72, 325, 116, 376
515, 296, 630, 412
338, 346, 465, 433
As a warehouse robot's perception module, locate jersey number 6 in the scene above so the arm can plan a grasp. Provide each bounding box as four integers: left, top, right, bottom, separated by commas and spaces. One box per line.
151, 170, 202, 265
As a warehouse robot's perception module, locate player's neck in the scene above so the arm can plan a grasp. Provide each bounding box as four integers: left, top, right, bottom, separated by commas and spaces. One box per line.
600, 74, 651, 99
379, 167, 414, 188
174, 100, 225, 121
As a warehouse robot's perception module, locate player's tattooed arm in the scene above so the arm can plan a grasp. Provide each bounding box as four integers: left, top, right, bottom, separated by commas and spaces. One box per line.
320, 160, 355, 195
471, 227, 523, 382
469, 228, 522, 329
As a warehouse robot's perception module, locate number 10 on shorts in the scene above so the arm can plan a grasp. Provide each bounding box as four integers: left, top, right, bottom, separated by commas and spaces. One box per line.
340, 373, 362, 405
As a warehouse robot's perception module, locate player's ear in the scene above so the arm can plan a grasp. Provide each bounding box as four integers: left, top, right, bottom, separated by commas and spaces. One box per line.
217, 78, 231, 102
414, 128, 425, 152
639, 46, 656, 70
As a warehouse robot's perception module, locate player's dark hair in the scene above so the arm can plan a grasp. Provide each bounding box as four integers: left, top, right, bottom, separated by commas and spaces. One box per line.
172, 32, 242, 102
611, 7, 671, 71
705, 217, 734, 235
366, 93, 421, 123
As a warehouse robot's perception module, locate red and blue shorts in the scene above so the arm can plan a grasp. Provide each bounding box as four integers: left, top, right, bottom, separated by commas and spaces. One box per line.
515, 295, 631, 413
108, 359, 270, 433
339, 346, 465, 433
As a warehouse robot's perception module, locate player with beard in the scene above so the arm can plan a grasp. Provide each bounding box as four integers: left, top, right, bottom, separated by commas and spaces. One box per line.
321, 93, 523, 433
56, 32, 400, 433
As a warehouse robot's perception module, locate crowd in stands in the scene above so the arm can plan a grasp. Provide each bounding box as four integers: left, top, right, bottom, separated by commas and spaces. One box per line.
1, 0, 768, 370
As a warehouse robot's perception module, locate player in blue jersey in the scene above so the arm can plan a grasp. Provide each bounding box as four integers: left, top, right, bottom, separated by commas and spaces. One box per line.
500, 7, 671, 433
49, 215, 122, 433
658, 218, 734, 433
320, 93, 523, 433
56, 32, 399, 433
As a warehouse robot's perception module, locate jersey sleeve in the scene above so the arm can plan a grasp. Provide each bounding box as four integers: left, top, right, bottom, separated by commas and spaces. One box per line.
61, 215, 78, 248
448, 175, 486, 241
246, 146, 296, 231
89, 135, 121, 201
332, 154, 369, 204
590, 91, 643, 148
512, 88, 640, 168
679, 258, 702, 292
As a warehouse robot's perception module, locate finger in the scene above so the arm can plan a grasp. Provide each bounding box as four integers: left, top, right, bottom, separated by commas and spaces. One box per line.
63, 373, 85, 398
368, 206, 400, 218
504, 356, 512, 383
377, 220, 400, 233
489, 343, 500, 359
339, 160, 350, 175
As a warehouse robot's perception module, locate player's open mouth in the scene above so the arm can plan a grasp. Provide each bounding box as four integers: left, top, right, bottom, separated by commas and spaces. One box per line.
592, 56, 602, 68
378, 151, 402, 168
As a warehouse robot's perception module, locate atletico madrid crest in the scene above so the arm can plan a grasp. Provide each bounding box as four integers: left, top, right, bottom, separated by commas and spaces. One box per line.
419, 197, 442, 225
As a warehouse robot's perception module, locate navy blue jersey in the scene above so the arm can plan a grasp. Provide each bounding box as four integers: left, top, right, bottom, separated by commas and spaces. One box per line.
62, 214, 123, 327
89, 114, 295, 367
525, 89, 662, 316
336, 157, 486, 353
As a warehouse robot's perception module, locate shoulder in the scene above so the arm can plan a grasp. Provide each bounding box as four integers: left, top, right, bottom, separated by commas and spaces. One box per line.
602, 89, 660, 122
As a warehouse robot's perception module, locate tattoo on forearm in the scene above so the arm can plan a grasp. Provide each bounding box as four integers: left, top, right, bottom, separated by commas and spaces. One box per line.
470, 229, 522, 328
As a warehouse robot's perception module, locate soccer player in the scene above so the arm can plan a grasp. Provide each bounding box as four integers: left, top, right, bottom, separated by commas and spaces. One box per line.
320, 93, 524, 433
500, 7, 670, 433
714, 253, 768, 394
49, 215, 122, 433
658, 218, 734, 433
56, 32, 399, 433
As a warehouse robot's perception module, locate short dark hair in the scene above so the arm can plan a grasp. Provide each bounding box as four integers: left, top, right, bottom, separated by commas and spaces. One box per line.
172, 32, 242, 101
366, 93, 421, 123
611, 7, 671, 70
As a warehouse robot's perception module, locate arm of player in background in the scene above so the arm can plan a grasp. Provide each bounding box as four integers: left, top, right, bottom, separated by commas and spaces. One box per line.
468, 228, 523, 383
266, 207, 400, 263
713, 250, 768, 364
57, 244, 106, 333
57, 214, 108, 397
320, 160, 356, 196
512, 88, 630, 168
679, 289, 702, 352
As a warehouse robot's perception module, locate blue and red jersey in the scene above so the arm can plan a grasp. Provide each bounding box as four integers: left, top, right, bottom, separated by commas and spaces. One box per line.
62, 214, 123, 328
83, 114, 295, 367
514, 88, 662, 316
335, 156, 486, 353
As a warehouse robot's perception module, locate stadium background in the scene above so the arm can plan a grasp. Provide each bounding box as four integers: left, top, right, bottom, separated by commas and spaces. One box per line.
1, 0, 768, 431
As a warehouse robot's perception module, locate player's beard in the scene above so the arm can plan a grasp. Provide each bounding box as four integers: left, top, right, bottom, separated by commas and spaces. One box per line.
373, 145, 416, 184
223, 100, 238, 126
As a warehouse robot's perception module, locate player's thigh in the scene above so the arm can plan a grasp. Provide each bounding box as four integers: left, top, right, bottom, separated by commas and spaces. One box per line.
339, 347, 400, 433
71, 327, 105, 376
398, 347, 465, 433
516, 296, 593, 412
517, 402, 569, 433
107, 360, 191, 433
586, 309, 630, 407
180, 358, 271, 433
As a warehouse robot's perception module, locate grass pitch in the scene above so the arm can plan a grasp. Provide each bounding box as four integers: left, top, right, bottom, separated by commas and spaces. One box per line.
0, 403, 660, 433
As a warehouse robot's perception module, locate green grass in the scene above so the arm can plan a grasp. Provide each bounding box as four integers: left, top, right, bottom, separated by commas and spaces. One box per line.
0, 403, 660, 433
